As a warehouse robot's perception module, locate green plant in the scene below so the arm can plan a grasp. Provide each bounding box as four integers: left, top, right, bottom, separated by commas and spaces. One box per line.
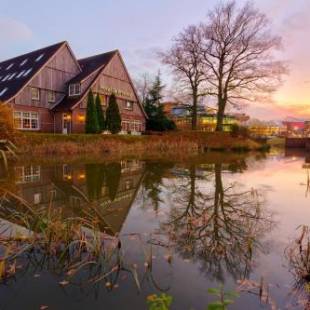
207, 285, 239, 310
147, 293, 173, 310
143, 72, 176, 132
95, 94, 105, 132
106, 94, 122, 134
85, 90, 99, 133
230, 124, 249, 138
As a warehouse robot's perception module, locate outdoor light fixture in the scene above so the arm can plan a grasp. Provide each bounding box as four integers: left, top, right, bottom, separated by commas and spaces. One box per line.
78, 115, 85, 122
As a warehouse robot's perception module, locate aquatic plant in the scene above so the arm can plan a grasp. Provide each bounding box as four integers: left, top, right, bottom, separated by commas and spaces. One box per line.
285, 225, 310, 308
147, 293, 173, 310
207, 285, 239, 310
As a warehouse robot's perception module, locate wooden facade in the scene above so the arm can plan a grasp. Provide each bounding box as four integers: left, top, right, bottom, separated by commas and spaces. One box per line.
0, 41, 146, 134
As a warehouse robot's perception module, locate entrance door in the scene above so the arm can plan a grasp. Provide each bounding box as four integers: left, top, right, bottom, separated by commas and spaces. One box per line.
62, 113, 71, 134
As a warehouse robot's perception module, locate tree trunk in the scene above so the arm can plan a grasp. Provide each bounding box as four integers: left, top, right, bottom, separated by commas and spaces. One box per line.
215, 99, 225, 132
192, 93, 198, 130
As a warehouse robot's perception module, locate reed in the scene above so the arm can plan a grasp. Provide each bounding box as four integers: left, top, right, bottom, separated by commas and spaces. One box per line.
16, 131, 265, 159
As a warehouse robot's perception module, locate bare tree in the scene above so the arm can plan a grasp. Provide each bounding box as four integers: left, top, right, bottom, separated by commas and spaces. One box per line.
160, 162, 273, 281
200, 1, 287, 131
161, 25, 207, 130
134, 73, 151, 104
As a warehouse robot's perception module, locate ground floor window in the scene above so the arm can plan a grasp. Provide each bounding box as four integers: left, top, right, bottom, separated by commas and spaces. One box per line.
122, 120, 142, 132
15, 165, 41, 184
13, 111, 39, 130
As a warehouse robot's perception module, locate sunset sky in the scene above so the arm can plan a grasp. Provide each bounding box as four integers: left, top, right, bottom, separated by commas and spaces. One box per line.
0, 0, 309, 120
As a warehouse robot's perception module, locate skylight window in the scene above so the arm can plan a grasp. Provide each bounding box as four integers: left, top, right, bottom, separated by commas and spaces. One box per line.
16, 70, 26, 78
8, 73, 17, 80
35, 54, 44, 62
2, 74, 10, 82
23, 68, 33, 77
20, 59, 28, 66
6, 63, 14, 70
0, 87, 8, 96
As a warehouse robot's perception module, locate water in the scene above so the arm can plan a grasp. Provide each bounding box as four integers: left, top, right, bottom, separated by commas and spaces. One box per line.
0, 150, 309, 309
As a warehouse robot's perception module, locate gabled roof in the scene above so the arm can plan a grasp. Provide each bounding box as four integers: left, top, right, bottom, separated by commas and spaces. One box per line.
53, 51, 118, 112
0, 41, 67, 102
53, 50, 148, 118
68, 50, 118, 84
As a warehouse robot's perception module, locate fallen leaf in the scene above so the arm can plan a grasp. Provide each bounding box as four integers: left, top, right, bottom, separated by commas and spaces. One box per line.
59, 280, 69, 286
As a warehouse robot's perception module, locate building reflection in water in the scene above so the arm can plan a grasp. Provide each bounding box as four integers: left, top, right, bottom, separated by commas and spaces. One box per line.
0, 160, 145, 236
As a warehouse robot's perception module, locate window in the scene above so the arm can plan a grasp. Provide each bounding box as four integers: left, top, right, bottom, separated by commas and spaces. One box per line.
122, 120, 142, 133
125, 101, 133, 110
16, 70, 26, 78
8, 72, 17, 80
15, 165, 40, 184
2, 75, 10, 82
134, 120, 142, 132
99, 95, 107, 106
47, 90, 56, 103
20, 59, 28, 66
23, 68, 33, 77
6, 63, 14, 70
14, 111, 39, 130
35, 54, 44, 62
69, 84, 81, 96
31, 87, 40, 100
33, 193, 42, 204
0, 88, 8, 97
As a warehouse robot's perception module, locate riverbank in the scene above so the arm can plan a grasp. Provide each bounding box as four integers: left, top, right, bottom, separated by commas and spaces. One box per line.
15, 131, 267, 160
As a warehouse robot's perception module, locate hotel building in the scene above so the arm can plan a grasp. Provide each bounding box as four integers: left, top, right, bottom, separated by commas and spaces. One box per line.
0, 41, 146, 134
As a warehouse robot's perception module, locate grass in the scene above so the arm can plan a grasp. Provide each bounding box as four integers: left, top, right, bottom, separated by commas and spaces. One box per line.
15, 131, 267, 160
266, 137, 285, 148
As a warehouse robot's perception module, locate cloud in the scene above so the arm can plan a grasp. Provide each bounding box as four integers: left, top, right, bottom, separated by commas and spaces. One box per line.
0, 18, 33, 42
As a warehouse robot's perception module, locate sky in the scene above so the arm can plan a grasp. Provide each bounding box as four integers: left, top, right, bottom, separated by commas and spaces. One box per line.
0, 0, 309, 121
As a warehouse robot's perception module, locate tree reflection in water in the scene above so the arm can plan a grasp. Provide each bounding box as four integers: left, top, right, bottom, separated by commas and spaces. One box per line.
160, 161, 274, 281
141, 161, 174, 212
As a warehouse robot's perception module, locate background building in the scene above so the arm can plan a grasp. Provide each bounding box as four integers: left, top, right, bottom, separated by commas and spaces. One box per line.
162, 102, 237, 132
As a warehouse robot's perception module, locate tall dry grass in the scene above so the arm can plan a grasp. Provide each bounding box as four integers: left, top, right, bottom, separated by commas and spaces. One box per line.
17, 131, 264, 159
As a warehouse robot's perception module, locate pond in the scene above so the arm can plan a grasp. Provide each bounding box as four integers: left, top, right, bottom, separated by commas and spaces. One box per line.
0, 150, 309, 309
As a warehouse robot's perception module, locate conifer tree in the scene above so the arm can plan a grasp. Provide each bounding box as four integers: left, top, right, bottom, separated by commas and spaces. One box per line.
95, 94, 105, 132
106, 94, 122, 134
85, 90, 99, 133
143, 72, 176, 132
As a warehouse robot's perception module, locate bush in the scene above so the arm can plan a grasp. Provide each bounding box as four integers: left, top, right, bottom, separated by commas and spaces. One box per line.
230, 124, 249, 138
85, 91, 99, 134
0, 103, 16, 140
95, 95, 105, 132
106, 94, 122, 134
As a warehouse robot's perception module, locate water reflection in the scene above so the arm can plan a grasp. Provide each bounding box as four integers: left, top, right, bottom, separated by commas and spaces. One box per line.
160, 161, 274, 282
0, 156, 279, 309
0, 160, 145, 236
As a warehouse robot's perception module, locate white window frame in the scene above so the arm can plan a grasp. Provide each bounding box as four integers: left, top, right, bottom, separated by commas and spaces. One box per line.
47, 90, 56, 103
69, 84, 81, 96
33, 193, 42, 204
13, 111, 40, 131
31, 87, 40, 100
125, 101, 134, 110
15, 165, 41, 184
